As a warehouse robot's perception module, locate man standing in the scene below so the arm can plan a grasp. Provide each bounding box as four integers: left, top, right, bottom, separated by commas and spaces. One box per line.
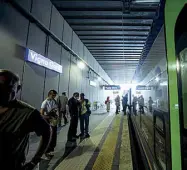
139, 95, 145, 114
122, 94, 128, 115
58, 92, 68, 126
79, 93, 91, 138
67, 92, 80, 142
0, 70, 51, 170
40, 90, 58, 158
132, 95, 137, 114
115, 95, 120, 114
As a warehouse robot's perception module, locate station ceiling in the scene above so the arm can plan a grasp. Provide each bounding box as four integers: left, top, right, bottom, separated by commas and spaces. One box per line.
51, 0, 161, 84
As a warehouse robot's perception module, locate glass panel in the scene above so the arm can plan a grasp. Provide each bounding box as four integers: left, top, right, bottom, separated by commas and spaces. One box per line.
180, 48, 187, 129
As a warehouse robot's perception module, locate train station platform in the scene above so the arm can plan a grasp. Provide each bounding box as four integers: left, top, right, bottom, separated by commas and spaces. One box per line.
27, 109, 133, 170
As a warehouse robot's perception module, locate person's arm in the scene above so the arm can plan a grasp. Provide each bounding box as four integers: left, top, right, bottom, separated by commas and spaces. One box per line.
68, 99, 72, 116
23, 110, 52, 169
40, 101, 49, 119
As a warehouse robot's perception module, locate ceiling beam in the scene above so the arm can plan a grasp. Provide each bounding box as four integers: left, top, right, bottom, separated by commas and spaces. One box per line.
89, 49, 142, 53
66, 19, 153, 25
71, 25, 151, 31
61, 11, 156, 19
87, 46, 143, 49
92, 53, 142, 55
86, 44, 145, 47
82, 40, 146, 43
80, 36, 147, 40
75, 31, 149, 36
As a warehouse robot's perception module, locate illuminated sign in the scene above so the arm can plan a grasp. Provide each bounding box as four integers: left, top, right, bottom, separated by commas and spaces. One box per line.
136, 85, 151, 90
25, 48, 63, 73
90, 80, 97, 87
105, 85, 121, 90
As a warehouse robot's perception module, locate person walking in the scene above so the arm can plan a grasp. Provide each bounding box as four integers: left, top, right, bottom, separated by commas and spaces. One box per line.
40, 90, 58, 158
105, 96, 110, 112
115, 95, 120, 114
79, 93, 91, 138
148, 96, 153, 113
122, 94, 128, 115
132, 95, 138, 114
67, 92, 80, 142
58, 92, 68, 126
139, 95, 145, 114
0, 70, 51, 170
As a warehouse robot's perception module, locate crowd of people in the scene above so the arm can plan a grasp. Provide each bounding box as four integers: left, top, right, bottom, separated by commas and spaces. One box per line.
105, 94, 154, 115
0, 69, 91, 170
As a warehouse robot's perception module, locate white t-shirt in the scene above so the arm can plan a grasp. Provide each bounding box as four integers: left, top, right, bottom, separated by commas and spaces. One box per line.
41, 98, 58, 115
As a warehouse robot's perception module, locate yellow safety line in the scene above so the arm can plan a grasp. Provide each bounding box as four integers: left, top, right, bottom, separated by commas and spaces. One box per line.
55, 114, 115, 170
119, 116, 133, 170
92, 114, 121, 170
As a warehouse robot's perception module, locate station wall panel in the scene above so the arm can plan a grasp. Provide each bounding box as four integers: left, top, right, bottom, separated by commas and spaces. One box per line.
0, 4, 29, 47
59, 48, 71, 95
50, 6, 64, 40
78, 39, 84, 59
69, 57, 77, 97
72, 32, 79, 56
44, 38, 61, 96
14, 0, 31, 12
32, 0, 52, 29
63, 20, 72, 48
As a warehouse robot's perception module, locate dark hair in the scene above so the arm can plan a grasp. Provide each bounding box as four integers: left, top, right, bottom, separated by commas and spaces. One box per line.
48, 90, 58, 96
73, 92, 79, 97
80, 93, 85, 96
0, 69, 20, 84
62, 92, 66, 95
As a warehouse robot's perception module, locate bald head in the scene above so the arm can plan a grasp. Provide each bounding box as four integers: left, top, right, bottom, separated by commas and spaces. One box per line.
0, 70, 21, 106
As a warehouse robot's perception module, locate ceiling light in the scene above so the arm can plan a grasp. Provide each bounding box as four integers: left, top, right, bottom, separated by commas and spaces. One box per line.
155, 77, 160, 82
77, 61, 85, 70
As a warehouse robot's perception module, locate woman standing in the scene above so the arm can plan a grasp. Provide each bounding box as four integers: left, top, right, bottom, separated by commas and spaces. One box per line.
105, 97, 110, 112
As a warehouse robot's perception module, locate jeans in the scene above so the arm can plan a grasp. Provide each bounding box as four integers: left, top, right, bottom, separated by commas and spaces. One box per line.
80, 113, 90, 135
67, 115, 78, 141
59, 111, 68, 125
46, 125, 57, 153
116, 106, 120, 113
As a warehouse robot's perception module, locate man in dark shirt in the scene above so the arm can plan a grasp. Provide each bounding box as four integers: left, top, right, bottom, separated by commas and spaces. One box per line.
0, 69, 52, 170
67, 92, 80, 142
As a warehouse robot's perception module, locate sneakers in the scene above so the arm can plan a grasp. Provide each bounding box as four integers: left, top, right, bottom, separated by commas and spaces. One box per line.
85, 134, 90, 138
47, 152, 55, 156
74, 135, 79, 139
41, 155, 50, 161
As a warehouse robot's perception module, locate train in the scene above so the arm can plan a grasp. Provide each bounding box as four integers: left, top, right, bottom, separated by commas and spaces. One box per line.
129, 0, 187, 169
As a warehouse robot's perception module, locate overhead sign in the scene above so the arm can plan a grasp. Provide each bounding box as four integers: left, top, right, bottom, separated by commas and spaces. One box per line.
105, 85, 121, 90
25, 48, 63, 73
90, 80, 97, 87
136, 85, 151, 90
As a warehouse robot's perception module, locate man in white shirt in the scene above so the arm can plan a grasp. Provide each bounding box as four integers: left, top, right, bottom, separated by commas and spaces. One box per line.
40, 90, 58, 158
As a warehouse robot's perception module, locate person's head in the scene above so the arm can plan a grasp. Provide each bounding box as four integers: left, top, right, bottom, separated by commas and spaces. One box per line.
107, 96, 110, 100
48, 90, 58, 99
62, 92, 66, 96
149, 96, 152, 100
0, 70, 21, 106
80, 93, 85, 100
73, 92, 79, 100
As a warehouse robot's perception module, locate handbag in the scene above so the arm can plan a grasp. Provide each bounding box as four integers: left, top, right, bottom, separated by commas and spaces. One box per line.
48, 108, 59, 126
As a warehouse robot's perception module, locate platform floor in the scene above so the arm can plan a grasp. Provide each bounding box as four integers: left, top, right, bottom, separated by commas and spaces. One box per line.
28, 109, 133, 170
